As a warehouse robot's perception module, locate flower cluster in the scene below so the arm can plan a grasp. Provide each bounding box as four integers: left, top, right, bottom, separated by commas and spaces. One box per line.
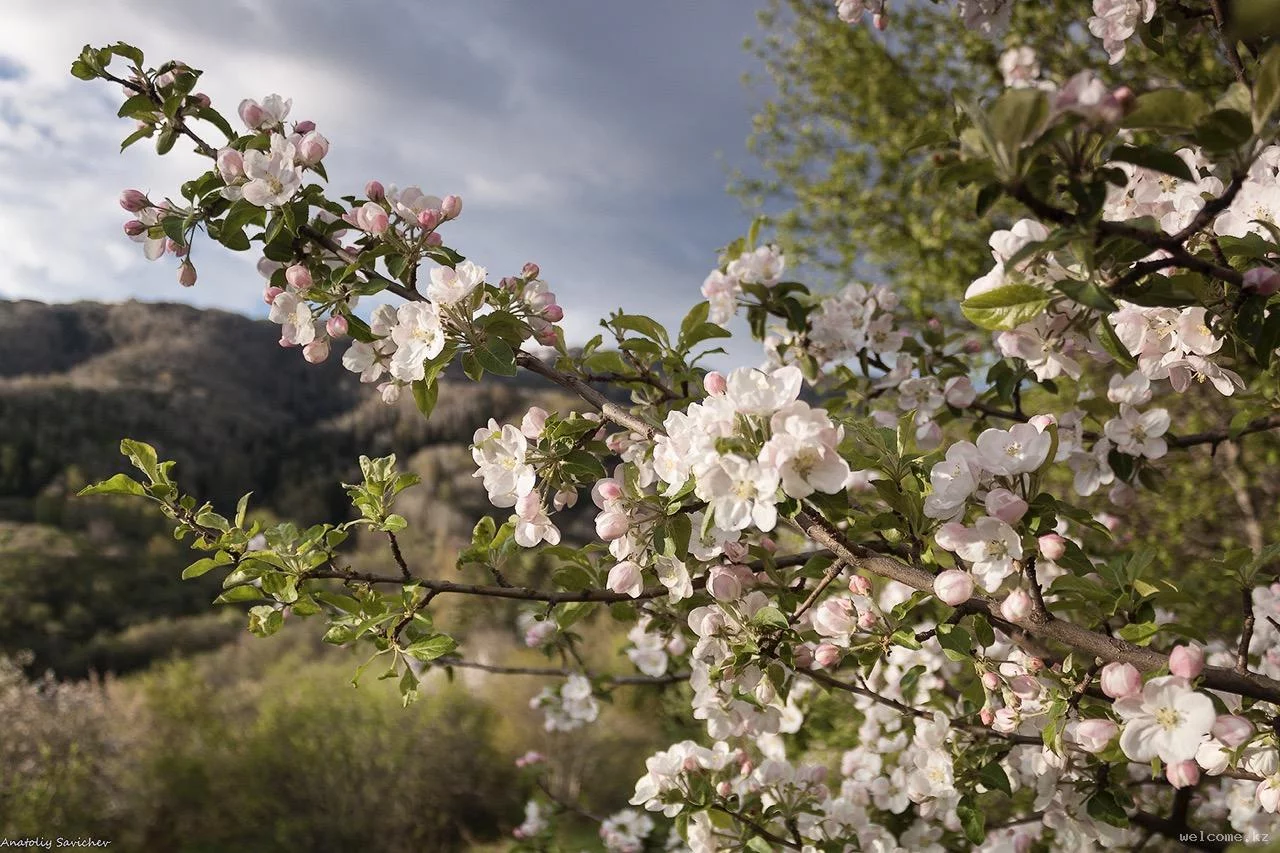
530, 674, 600, 732
700, 244, 785, 324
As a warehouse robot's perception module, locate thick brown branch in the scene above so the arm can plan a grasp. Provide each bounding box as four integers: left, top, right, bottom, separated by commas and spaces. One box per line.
435, 656, 689, 686
795, 508, 1280, 704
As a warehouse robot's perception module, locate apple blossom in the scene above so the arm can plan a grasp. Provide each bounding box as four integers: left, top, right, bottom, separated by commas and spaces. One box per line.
1167, 760, 1200, 789
427, 260, 486, 306
1100, 662, 1142, 699
1000, 587, 1033, 621
1115, 675, 1215, 763
241, 135, 302, 208
1169, 644, 1205, 679
1213, 715, 1255, 748
1071, 719, 1119, 754
607, 561, 645, 598
388, 302, 445, 381
933, 570, 973, 606
975, 424, 1052, 477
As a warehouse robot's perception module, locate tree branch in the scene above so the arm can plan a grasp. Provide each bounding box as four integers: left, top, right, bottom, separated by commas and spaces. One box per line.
794, 507, 1280, 704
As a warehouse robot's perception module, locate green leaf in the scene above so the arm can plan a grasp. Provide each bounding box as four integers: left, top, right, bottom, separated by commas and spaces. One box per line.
1086, 790, 1130, 829
472, 338, 516, 376
155, 126, 177, 155
1194, 109, 1254, 152
988, 88, 1049, 169
77, 473, 146, 497
402, 634, 457, 661
182, 552, 233, 580
960, 284, 1050, 331
1109, 144, 1194, 181
978, 761, 1013, 797
612, 313, 669, 345
411, 379, 439, 418
890, 629, 922, 650
750, 606, 789, 631
1122, 89, 1208, 132
957, 797, 986, 844
1253, 43, 1280, 130
119, 439, 160, 480
70, 60, 97, 81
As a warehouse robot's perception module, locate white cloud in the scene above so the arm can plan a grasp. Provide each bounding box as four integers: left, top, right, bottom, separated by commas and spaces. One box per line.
0, 0, 765, 361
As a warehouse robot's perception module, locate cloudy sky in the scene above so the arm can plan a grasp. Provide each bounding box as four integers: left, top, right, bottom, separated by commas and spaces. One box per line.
1, 0, 780, 348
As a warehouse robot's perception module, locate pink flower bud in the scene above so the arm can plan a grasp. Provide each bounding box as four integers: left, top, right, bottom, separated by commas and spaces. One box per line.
606, 560, 643, 597
857, 610, 878, 630
238, 99, 265, 129
441, 194, 463, 219
296, 131, 329, 166
944, 376, 976, 408
992, 708, 1020, 733
417, 209, 440, 231
521, 406, 549, 439
985, 488, 1028, 524
515, 491, 542, 522
1100, 661, 1142, 699
263, 285, 283, 304
873, 12, 886, 29
293, 119, 316, 134
1028, 414, 1057, 432
1166, 760, 1200, 789
1169, 644, 1204, 679
285, 264, 313, 291
119, 189, 149, 212
979, 707, 995, 726
793, 643, 815, 669
1038, 533, 1067, 562
326, 314, 348, 338
595, 511, 629, 541
716, 781, 732, 798
1212, 715, 1254, 747
177, 261, 197, 287
848, 575, 872, 596
722, 541, 748, 563
595, 480, 623, 503
1243, 266, 1280, 296
527, 290, 557, 312
216, 147, 245, 182
535, 327, 557, 346
190, 92, 211, 108
543, 304, 565, 323
963, 338, 983, 354
1028, 657, 1045, 674
499, 276, 519, 290
933, 569, 973, 606
760, 537, 777, 553
1000, 588, 1033, 621
302, 338, 330, 364
814, 643, 842, 669
1010, 675, 1041, 700
426, 232, 443, 248
1072, 718, 1119, 753
1111, 86, 1136, 114
365, 180, 385, 202
708, 565, 743, 602
704, 371, 728, 396
355, 202, 389, 235
982, 672, 1001, 690
522, 262, 541, 280
123, 219, 146, 237
167, 239, 186, 256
